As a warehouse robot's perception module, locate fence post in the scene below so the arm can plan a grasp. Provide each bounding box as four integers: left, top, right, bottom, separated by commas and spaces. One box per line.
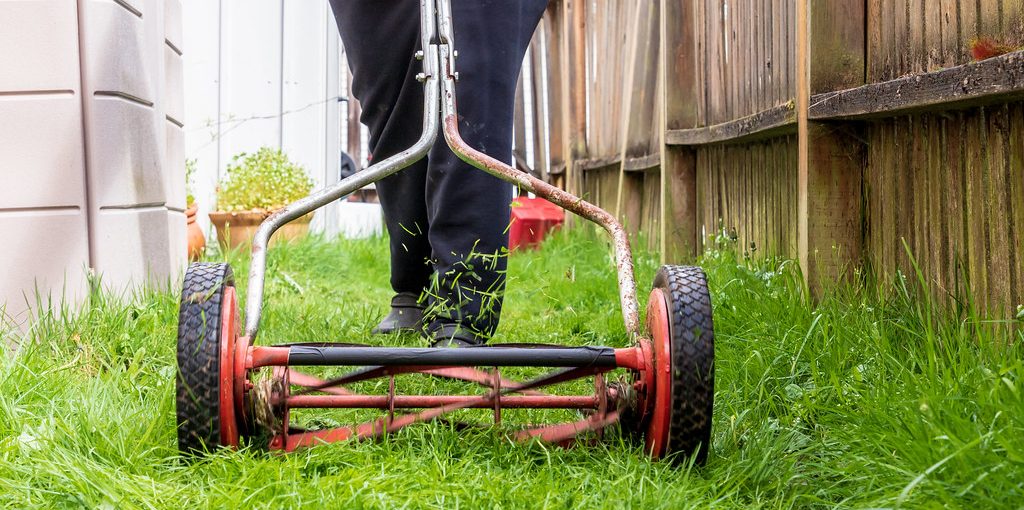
797, 0, 866, 293
659, 0, 701, 263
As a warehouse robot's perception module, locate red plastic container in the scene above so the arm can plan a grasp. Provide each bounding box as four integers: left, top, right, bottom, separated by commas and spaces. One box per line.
509, 197, 565, 251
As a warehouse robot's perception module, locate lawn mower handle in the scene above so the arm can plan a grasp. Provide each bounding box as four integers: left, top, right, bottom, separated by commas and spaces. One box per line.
244, 0, 640, 340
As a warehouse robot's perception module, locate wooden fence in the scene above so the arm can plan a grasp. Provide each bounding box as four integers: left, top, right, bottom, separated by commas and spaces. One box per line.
514, 0, 1024, 318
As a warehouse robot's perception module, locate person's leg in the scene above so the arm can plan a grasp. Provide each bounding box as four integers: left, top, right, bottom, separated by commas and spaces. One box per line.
329, 0, 433, 332
424, 0, 548, 344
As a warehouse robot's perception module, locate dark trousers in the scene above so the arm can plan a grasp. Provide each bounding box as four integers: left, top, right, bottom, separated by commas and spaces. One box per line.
329, 0, 547, 339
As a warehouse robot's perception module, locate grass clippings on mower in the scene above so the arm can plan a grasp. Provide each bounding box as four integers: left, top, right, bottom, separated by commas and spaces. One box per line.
1, 230, 1022, 508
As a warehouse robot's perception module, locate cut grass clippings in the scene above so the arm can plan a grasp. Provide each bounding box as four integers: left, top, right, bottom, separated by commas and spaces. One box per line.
1, 229, 1022, 508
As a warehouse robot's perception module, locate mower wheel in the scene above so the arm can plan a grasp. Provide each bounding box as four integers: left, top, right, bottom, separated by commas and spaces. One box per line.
643, 265, 715, 464
176, 262, 241, 455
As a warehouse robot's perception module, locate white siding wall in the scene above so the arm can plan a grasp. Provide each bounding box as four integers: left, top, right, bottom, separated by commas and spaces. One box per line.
0, 0, 90, 327
1, 0, 185, 328
80, 0, 183, 293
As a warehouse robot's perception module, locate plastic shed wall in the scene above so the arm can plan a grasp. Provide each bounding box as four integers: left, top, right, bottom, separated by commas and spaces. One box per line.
0, 0, 185, 327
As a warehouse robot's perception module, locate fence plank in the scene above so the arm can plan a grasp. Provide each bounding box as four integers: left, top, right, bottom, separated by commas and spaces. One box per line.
942, 117, 964, 297
542, 4, 566, 181
1010, 102, 1024, 312
529, 36, 549, 181
810, 0, 865, 94
986, 104, 1013, 313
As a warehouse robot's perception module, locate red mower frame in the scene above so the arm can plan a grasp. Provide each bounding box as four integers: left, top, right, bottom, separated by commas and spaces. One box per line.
175, 0, 714, 465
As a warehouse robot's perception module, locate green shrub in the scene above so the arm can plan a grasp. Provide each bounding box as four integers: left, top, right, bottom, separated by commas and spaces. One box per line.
216, 147, 314, 212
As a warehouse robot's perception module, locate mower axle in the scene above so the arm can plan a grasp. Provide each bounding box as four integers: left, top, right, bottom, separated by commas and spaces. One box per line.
250, 345, 645, 370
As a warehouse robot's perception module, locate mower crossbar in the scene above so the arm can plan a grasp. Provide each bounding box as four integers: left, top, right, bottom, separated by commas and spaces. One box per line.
288, 345, 615, 367
248, 345, 645, 370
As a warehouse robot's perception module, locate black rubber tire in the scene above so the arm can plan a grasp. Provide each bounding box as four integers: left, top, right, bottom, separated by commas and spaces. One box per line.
654, 265, 715, 465
176, 262, 235, 455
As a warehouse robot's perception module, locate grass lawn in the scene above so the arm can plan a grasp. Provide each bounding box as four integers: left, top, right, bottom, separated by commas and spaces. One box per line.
2, 229, 1022, 508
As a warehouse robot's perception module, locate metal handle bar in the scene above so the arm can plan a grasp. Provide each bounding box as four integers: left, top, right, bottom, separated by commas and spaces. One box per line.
245, 0, 641, 339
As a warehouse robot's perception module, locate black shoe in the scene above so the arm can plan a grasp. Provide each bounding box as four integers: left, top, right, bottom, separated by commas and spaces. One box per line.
372, 293, 424, 335
429, 323, 486, 348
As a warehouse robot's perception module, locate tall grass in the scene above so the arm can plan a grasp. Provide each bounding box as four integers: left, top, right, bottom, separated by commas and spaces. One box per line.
0, 230, 1020, 508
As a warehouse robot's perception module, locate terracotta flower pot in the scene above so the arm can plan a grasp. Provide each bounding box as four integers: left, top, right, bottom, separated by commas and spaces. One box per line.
208, 209, 312, 252
186, 204, 206, 261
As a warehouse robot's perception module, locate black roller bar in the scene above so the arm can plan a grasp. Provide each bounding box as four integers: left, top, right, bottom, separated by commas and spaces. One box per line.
286, 345, 619, 368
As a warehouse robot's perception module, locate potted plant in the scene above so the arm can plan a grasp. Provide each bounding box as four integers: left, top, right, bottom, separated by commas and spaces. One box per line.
185, 159, 206, 261
208, 147, 315, 251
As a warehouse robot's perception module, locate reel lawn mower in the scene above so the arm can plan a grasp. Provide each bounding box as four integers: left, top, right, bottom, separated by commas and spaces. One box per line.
176, 0, 714, 464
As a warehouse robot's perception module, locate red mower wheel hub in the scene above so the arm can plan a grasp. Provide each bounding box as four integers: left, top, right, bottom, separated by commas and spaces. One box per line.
644, 288, 672, 458
218, 286, 241, 448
